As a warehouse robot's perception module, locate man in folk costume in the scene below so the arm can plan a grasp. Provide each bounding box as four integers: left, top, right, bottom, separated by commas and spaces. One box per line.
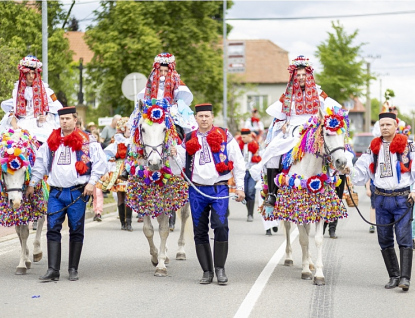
351, 112, 415, 291
236, 128, 261, 222
0, 55, 62, 143
170, 103, 245, 285
250, 56, 333, 201
244, 108, 264, 141
26, 107, 107, 281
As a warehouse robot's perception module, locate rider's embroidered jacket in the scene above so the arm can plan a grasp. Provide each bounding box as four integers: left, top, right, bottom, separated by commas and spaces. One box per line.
29, 131, 107, 188
352, 134, 415, 191
173, 127, 246, 190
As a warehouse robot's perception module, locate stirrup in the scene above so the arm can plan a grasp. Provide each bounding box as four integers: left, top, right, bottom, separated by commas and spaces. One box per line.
264, 193, 277, 207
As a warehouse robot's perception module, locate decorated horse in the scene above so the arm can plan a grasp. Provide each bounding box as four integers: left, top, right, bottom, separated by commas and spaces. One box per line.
0, 129, 47, 274
125, 98, 190, 276
262, 106, 350, 285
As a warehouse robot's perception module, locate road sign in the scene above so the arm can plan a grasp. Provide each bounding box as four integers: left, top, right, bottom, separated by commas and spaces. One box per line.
228, 41, 245, 73
98, 117, 113, 126
121, 72, 147, 103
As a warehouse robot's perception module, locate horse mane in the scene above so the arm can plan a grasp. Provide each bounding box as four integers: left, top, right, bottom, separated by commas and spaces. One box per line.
292, 117, 324, 163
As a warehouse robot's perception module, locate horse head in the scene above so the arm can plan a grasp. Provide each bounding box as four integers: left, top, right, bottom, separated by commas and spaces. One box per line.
319, 107, 348, 171
135, 99, 172, 171
0, 129, 37, 210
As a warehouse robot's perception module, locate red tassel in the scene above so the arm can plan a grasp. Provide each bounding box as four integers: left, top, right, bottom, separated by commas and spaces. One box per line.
370, 137, 382, 155
186, 136, 201, 156
227, 161, 234, 171
369, 162, 375, 174
75, 161, 88, 175
389, 134, 407, 154
251, 155, 261, 163
63, 130, 84, 151
47, 129, 63, 151
236, 136, 244, 150
206, 130, 223, 153
248, 141, 259, 154
215, 162, 228, 173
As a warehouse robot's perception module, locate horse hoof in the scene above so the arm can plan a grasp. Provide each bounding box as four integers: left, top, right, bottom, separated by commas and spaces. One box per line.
284, 259, 294, 266
309, 264, 315, 271
33, 252, 43, 262
313, 277, 326, 286
154, 268, 167, 277
15, 267, 27, 275
301, 272, 313, 280
25, 261, 32, 269
176, 252, 186, 260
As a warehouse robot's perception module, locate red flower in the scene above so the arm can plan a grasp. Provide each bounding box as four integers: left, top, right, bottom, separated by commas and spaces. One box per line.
206, 129, 223, 153
248, 141, 259, 154
130, 165, 136, 175
370, 137, 382, 155
251, 155, 261, 163
75, 161, 88, 175
63, 130, 85, 151
389, 134, 407, 154
215, 162, 228, 173
227, 161, 234, 171
186, 134, 201, 156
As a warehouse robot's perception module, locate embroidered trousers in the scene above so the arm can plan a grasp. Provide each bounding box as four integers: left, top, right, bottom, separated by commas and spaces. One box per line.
47, 187, 88, 243
375, 190, 413, 249
189, 185, 229, 245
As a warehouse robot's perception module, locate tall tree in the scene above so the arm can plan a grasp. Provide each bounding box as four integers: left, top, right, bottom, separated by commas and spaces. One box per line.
315, 21, 371, 103
85, 1, 232, 116
0, 1, 74, 105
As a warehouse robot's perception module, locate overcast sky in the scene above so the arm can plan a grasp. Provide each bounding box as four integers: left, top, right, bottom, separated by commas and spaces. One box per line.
65, 0, 415, 116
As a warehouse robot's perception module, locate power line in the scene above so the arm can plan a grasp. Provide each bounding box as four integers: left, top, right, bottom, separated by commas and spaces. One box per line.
226, 10, 415, 21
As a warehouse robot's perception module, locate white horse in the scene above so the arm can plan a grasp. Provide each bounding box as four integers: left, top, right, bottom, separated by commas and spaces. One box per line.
126, 99, 190, 276
267, 108, 349, 285
0, 129, 47, 274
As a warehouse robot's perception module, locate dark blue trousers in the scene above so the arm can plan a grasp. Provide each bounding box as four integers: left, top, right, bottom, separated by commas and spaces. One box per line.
375, 190, 413, 249
244, 171, 256, 201
47, 187, 88, 243
189, 185, 229, 245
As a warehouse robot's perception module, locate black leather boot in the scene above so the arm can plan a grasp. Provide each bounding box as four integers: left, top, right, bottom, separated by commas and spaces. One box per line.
196, 244, 214, 284
399, 247, 413, 291
264, 168, 279, 207
247, 200, 254, 222
39, 241, 61, 281
118, 203, 126, 230
381, 248, 400, 289
214, 241, 228, 285
68, 241, 83, 281
169, 211, 176, 231
125, 205, 133, 232
328, 219, 338, 239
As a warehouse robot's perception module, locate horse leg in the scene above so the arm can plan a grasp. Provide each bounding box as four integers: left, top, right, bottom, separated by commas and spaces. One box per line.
298, 224, 312, 280
313, 220, 325, 286
15, 225, 29, 275
142, 215, 158, 267
176, 203, 190, 260
302, 223, 315, 271
33, 215, 45, 262
283, 221, 294, 266
154, 214, 169, 277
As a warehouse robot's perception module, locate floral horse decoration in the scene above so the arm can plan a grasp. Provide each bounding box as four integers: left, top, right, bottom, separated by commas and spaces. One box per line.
126, 98, 190, 276
0, 129, 48, 274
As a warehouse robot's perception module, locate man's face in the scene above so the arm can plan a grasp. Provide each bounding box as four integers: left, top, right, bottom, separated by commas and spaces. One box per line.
160, 65, 169, 78
379, 118, 397, 138
296, 68, 307, 89
252, 110, 259, 118
195, 111, 213, 132
241, 134, 252, 144
25, 70, 36, 86
60, 114, 77, 133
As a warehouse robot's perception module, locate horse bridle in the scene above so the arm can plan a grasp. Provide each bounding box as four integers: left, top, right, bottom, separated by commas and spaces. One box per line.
1, 172, 24, 193
139, 125, 166, 162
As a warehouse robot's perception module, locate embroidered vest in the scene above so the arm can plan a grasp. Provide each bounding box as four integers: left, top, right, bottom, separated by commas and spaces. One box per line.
184, 127, 232, 180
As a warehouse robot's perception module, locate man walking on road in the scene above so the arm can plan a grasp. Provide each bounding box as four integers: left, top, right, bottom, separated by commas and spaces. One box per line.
170, 103, 245, 285
351, 112, 414, 291
26, 106, 107, 282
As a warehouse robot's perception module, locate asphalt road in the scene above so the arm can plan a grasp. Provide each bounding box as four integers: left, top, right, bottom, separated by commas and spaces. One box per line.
0, 185, 414, 318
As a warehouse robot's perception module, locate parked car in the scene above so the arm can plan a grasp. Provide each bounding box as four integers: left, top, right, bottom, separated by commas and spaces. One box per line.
352, 132, 373, 164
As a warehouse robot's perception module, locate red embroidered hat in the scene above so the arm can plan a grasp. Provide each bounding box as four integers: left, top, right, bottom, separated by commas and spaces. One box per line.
195, 103, 212, 112
241, 128, 251, 135
58, 106, 76, 116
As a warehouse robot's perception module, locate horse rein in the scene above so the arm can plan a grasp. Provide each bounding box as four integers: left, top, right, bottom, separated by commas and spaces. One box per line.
139, 125, 167, 162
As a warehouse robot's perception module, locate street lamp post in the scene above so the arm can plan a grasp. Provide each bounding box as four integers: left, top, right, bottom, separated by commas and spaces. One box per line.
223, 0, 227, 128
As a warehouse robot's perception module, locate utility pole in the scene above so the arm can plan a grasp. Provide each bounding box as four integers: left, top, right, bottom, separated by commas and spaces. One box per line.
223, 0, 227, 128
42, 0, 48, 83
365, 62, 371, 132
78, 58, 84, 105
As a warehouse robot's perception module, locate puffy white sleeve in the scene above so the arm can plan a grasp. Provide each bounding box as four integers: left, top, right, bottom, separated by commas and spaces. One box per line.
29, 143, 50, 187
88, 138, 108, 185
351, 152, 374, 186
227, 137, 246, 190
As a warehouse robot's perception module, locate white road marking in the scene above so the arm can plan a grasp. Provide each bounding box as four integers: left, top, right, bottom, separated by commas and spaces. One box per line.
234, 227, 299, 318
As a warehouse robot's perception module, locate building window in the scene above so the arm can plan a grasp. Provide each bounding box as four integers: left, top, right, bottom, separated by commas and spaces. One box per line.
247, 95, 268, 112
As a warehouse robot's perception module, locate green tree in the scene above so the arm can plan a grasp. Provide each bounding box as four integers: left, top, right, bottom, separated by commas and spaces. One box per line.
85, 1, 232, 117
315, 21, 371, 103
0, 1, 75, 105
